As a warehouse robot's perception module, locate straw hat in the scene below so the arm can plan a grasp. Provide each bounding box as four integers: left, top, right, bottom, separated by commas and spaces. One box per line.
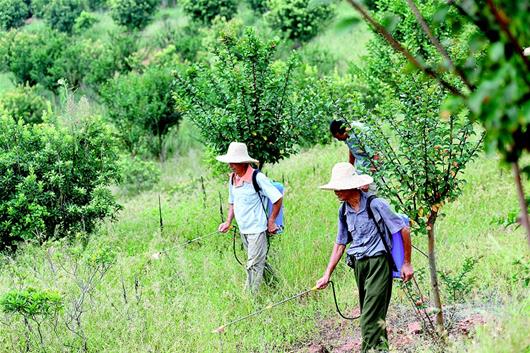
524, 47, 530, 57
216, 142, 259, 164
320, 162, 373, 190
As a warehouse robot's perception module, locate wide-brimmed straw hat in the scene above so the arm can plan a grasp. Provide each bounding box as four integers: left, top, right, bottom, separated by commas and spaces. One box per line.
216, 142, 259, 164
320, 162, 373, 190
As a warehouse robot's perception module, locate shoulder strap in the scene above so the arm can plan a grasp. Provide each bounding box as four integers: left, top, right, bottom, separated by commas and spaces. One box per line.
366, 195, 397, 272
252, 169, 261, 193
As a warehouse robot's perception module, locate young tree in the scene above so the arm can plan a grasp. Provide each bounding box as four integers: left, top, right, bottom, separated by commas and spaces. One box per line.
109, 0, 158, 31
0, 114, 121, 250
173, 25, 329, 168
101, 66, 181, 160
267, 0, 335, 44
0, 0, 29, 30
182, 0, 238, 24
345, 0, 530, 249
44, 0, 87, 33
343, 0, 483, 331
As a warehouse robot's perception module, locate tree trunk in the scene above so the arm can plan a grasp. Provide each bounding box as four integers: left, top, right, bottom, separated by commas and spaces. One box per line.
512, 161, 530, 249
427, 210, 444, 332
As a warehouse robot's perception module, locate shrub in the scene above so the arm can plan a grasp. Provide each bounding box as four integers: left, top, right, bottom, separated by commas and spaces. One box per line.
3, 28, 67, 89
246, 0, 268, 13
83, 30, 140, 89
118, 155, 161, 193
101, 66, 181, 159
267, 0, 335, 43
0, 115, 121, 250
0, 0, 30, 30
31, 0, 48, 17
110, 0, 159, 30
153, 22, 204, 63
182, 0, 238, 24
73, 10, 99, 33
87, 0, 107, 10
44, 0, 87, 33
0, 84, 50, 124
174, 26, 332, 168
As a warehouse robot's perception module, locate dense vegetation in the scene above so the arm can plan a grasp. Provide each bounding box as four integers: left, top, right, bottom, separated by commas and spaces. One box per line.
0, 0, 527, 352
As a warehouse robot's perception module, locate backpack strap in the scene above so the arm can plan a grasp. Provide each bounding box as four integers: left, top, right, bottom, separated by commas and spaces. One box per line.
366, 195, 397, 272
339, 202, 353, 244
251, 169, 269, 224
251, 169, 261, 193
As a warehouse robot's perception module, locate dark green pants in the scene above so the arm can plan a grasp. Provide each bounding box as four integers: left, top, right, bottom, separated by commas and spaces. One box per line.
354, 254, 393, 352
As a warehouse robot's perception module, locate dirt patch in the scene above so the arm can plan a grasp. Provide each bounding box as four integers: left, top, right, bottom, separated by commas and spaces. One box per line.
290, 304, 493, 353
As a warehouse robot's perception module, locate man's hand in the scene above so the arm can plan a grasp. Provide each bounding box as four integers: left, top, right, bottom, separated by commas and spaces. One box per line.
267, 219, 278, 234
315, 274, 330, 289
401, 262, 414, 282
218, 222, 231, 233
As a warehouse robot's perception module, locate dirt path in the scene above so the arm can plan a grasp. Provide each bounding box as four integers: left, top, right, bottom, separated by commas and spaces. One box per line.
291, 304, 490, 352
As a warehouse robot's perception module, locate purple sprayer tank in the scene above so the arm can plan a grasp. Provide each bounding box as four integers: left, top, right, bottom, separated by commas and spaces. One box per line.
266, 181, 284, 233
391, 214, 409, 279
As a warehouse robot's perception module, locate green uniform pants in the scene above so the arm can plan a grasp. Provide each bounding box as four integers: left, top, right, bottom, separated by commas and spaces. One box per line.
354, 254, 393, 352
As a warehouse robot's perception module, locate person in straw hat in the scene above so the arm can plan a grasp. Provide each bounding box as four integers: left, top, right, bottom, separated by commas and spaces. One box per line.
316, 162, 413, 352
217, 142, 283, 293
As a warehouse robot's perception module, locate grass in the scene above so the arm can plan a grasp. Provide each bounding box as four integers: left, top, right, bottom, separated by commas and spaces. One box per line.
0, 72, 14, 94
0, 143, 528, 352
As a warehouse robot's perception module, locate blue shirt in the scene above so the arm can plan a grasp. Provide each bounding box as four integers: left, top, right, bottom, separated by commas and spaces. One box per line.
344, 126, 373, 173
228, 172, 282, 234
336, 192, 405, 259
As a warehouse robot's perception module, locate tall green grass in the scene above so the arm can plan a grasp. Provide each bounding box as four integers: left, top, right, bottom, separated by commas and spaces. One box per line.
0, 143, 528, 352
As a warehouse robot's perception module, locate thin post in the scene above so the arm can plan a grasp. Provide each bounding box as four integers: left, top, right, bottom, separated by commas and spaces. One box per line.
512, 161, 530, 249
158, 194, 163, 233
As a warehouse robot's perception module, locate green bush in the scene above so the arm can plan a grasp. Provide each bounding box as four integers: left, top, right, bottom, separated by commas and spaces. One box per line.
0, 288, 63, 317
87, 0, 107, 10
0, 0, 30, 30
118, 155, 161, 193
101, 66, 181, 159
0, 84, 50, 124
153, 22, 204, 63
44, 0, 87, 33
0, 115, 121, 250
2, 28, 94, 91
110, 0, 158, 30
182, 0, 238, 24
174, 26, 332, 167
83, 30, 140, 89
31, 0, 48, 17
2, 27, 67, 89
246, 0, 268, 13
73, 10, 99, 33
267, 0, 335, 43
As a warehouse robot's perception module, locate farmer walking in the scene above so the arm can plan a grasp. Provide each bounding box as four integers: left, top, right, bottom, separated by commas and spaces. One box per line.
316, 162, 413, 352
217, 142, 283, 293
330, 120, 377, 192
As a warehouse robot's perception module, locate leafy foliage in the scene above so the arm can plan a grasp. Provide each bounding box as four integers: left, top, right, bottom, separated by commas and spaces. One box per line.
439, 257, 479, 303
0, 115, 121, 250
0, 0, 30, 30
110, 0, 159, 30
0, 288, 63, 317
182, 0, 238, 24
0, 84, 50, 125
44, 0, 87, 33
118, 155, 161, 193
83, 30, 140, 89
267, 0, 335, 43
174, 26, 331, 167
246, 0, 268, 14
101, 66, 181, 159
73, 10, 99, 33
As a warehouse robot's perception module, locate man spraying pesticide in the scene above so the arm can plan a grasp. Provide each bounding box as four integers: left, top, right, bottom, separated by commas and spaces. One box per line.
217, 142, 283, 293
316, 162, 414, 353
